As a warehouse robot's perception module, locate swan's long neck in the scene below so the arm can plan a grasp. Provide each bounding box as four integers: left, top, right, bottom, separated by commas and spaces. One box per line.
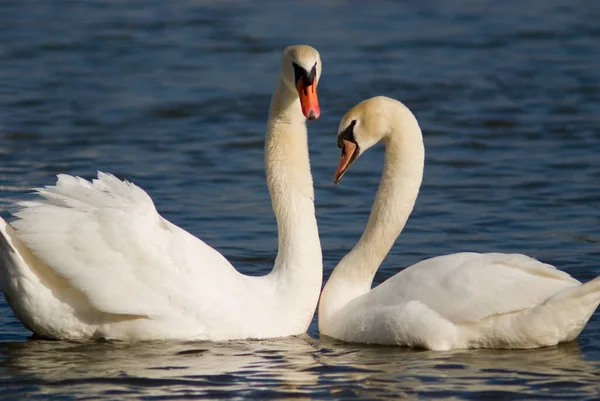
320, 105, 424, 323
264, 78, 322, 326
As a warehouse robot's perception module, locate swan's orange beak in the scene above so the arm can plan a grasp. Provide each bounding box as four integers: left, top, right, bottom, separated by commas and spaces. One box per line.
296, 77, 320, 120
334, 139, 359, 184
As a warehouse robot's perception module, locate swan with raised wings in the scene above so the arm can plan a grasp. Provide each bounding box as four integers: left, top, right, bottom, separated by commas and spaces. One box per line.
0, 45, 323, 341
318, 96, 600, 350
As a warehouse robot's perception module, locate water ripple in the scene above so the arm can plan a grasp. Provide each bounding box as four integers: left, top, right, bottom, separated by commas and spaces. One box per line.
1, 0, 600, 399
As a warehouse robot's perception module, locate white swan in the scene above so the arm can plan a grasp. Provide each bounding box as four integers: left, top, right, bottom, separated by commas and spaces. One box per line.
0, 45, 323, 341
318, 96, 600, 350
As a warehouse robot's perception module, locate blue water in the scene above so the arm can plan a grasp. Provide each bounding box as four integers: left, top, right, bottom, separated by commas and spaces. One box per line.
1, 0, 600, 399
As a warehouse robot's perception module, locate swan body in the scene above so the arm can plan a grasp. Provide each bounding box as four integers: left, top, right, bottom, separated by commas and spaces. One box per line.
319, 96, 600, 350
0, 45, 323, 341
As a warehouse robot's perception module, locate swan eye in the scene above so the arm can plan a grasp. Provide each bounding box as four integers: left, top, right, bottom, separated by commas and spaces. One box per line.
337, 120, 357, 148
293, 62, 316, 86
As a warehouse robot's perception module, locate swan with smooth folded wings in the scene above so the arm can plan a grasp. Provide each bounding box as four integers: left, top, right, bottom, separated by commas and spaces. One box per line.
319, 96, 600, 350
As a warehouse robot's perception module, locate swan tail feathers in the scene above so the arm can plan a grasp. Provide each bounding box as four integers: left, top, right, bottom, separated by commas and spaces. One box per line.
1, 217, 86, 337
0, 217, 34, 300
547, 276, 600, 307
0, 217, 34, 332
0, 217, 18, 289
524, 276, 600, 345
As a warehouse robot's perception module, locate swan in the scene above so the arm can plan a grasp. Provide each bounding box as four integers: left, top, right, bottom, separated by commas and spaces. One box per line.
0, 45, 323, 341
318, 96, 600, 350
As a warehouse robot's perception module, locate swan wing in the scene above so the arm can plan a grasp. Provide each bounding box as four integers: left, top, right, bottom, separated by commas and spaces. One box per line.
11, 173, 242, 319
373, 252, 581, 324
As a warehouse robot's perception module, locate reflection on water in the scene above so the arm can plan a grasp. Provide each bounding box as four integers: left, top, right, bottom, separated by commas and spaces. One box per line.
1, 336, 321, 399
1, 337, 598, 399
318, 340, 600, 399
1, 0, 600, 399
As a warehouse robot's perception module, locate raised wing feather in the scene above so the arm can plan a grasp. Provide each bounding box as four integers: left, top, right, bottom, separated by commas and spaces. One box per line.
11, 173, 242, 319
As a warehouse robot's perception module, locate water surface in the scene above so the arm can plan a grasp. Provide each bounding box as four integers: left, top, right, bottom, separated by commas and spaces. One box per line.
1, 0, 599, 399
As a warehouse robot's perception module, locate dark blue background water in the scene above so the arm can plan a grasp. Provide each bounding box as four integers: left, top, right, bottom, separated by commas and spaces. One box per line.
1, 0, 599, 399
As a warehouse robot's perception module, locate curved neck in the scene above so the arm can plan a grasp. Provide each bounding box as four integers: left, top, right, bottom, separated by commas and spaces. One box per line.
268, 80, 307, 125
264, 78, 322, 314
320, 105, 424, 321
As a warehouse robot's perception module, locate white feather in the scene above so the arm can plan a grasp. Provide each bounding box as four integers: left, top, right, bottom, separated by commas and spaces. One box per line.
319, 97, 600, 350
0, 45, 324, 341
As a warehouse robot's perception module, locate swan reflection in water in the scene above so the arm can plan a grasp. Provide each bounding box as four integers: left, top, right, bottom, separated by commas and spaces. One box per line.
317, 338, 600, 399
1, 335, 598, 399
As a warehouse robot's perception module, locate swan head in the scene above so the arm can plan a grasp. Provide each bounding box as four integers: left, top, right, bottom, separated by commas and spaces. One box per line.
334, 96, 399, 183
280, 45, 322, 120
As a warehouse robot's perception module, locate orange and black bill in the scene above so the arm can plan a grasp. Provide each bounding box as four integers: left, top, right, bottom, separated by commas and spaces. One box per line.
294, 62, 320, 120
334, 120, 359, 183
334, 140, 359, 184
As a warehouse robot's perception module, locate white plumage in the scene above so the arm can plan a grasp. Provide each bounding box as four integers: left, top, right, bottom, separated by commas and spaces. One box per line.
319, 97, 600, 350
0, 45, 324, 341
